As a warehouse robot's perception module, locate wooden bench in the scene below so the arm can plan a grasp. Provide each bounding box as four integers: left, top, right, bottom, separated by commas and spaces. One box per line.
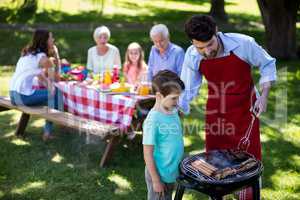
0, 96, 120, 167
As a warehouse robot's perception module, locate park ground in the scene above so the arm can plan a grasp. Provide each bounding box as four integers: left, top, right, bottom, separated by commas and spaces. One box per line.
0, 0, 299, 199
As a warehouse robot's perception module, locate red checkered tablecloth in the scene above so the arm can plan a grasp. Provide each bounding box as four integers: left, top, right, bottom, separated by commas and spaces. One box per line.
54, 81, 153, 129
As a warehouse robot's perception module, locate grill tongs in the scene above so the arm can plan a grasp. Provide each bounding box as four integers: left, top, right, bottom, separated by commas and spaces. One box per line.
237, 107, 258, 151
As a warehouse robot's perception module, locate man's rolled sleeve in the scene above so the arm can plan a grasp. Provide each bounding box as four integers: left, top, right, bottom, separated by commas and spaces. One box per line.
246, 38, 277, 85
179, 50, 202, 114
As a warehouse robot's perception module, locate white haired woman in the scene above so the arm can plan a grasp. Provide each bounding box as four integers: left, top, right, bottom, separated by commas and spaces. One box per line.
87, 26, 121, 74
147, 24, 185, 81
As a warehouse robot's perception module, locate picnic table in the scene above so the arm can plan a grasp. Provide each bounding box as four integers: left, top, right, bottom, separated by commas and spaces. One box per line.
54, 81, 155, 166
55, 81, 154, 130
0, 80, 154, 167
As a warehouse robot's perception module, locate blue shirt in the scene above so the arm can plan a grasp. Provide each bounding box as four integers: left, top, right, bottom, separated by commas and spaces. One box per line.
142, 109, 184, 183
147, 43, 185, 81
179, 32, 277, 114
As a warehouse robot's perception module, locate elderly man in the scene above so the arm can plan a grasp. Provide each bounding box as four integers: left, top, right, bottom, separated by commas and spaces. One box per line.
147, 24, 185, 81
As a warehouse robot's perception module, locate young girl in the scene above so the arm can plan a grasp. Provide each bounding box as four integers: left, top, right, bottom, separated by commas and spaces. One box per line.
9, 29, 61, 141
123, 42, 147, 85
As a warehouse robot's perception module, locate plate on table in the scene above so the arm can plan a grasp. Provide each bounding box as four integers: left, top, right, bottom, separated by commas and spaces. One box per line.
99, 83, 112, 93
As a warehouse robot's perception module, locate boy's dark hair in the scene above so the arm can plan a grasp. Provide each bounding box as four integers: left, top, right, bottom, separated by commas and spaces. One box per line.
185, 15, 217, 42
152, 70, 185, 97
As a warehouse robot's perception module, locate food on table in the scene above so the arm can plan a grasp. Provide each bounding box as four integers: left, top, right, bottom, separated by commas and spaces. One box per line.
110, 82, 130, 93
103, 70, 112, 85
60, 64, 88, 81
77, 65, 85, 71
68, 66, 88, 81
112, 66, 119, 83
137, 84, 151, 96
99, 83, 111, 91
60, 73, 72, 81
93, 74, 101, 81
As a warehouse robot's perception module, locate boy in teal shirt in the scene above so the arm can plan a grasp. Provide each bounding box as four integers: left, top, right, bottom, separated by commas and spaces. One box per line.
143, 70, 185, 200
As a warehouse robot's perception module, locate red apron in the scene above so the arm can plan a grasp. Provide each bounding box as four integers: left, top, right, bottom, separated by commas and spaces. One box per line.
200, 52, 261, 160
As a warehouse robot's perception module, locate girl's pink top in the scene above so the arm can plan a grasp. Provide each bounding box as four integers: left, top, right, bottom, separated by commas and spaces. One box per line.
123, 63, 147, 84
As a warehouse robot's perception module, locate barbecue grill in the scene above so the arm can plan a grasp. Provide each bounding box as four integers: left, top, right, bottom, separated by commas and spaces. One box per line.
174, 150, 263, 200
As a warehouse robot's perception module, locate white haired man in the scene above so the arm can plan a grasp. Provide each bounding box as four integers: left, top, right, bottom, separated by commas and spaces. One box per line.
87, 26, 121, 74
148, 24, 185, 81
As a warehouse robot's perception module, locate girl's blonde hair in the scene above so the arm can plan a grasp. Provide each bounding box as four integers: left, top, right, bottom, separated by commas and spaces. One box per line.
124, 42, 146, 70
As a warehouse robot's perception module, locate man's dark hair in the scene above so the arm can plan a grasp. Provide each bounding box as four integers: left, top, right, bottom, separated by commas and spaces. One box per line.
185, 14, 217, 42
152, 70, 185, 97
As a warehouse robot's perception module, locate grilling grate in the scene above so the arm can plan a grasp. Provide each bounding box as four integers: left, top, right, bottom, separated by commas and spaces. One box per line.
180, 149, 263, 185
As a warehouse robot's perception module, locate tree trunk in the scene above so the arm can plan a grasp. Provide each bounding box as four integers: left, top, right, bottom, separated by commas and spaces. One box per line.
257, 0, 300, 59
20, 0, 38, 13
209, 0, 228, 22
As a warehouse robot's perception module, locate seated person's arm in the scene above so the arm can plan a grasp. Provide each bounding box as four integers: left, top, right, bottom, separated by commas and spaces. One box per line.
48, 44, 61, 70
39, 56, 60, 83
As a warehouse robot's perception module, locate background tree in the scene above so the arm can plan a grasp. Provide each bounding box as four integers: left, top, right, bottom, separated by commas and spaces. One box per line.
257, 0, 300, 59
19, 0, 37, 13
209, 0, 228, 22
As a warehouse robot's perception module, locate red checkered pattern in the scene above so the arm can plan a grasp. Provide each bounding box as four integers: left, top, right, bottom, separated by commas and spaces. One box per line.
55, 81, 151, 128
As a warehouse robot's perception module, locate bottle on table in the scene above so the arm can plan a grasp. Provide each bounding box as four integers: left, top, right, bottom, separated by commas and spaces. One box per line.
112, 65, 119, 83
103, 67, 112, 85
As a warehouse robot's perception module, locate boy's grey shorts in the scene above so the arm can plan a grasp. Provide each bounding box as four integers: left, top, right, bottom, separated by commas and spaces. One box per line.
145, 167, 175, 200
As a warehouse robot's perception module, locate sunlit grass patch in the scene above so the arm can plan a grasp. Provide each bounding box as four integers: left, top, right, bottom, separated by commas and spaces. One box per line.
0, 1, 299, 199
51, 152, 64, 163
11, 181, 46, 195
270, 170, 300, 191
30, 118, 45, 128
262, 188, 300, 200
11, 138, 31, 146
108, 174, 133, 195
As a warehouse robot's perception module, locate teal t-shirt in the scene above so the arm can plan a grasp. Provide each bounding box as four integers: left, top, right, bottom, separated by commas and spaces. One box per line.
142, 109, 184, 183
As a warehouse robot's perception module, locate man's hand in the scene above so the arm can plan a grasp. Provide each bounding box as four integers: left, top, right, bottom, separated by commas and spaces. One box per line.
253, 81, 272, 117
253, 95, 268, 117
152, 180, 166, 197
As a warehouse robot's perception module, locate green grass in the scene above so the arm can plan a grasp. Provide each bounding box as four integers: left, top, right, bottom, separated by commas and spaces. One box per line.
1, 61, 300, 200
0, 0, 300, 199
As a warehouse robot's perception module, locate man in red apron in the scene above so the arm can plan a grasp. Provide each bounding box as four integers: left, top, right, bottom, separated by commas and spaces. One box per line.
179, 15, 277, 200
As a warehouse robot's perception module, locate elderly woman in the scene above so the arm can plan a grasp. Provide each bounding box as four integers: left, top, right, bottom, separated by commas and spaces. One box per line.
87, 26, 121, 74
147, 24, 185, 81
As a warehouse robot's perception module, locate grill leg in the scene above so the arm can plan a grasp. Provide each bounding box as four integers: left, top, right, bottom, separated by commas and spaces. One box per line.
252, 178, 260, 200
174, 183, 185, 200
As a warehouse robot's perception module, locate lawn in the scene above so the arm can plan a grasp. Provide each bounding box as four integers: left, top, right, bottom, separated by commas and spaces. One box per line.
0, 0, 300, 200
